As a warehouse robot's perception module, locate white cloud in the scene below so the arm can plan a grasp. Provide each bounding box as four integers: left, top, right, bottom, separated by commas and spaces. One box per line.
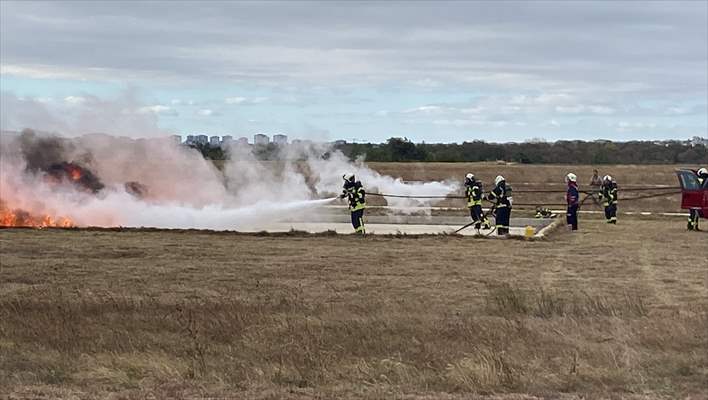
616, 121, 658, 132
197, 108, 219, 116
587, 105, 615, 115
171, 99, 196, 105
224, 96, 247, 105
224, 96, 269, 105
138, 105, 178, 116
64, 96, 86, 104
556, 105, 584, 114
403, 105, 445, 114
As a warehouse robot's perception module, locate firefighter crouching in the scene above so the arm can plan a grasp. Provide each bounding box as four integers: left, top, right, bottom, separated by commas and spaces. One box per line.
688, 167, 707, 231
464, 173, 491, 230
340, 173, 366, 235
565, 173, 579, 231
599, 175, 618, 224
487, 175, 512, 235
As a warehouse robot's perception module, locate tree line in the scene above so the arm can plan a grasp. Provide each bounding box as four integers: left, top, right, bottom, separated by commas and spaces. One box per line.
189, 137, 707, 164
336, 138, 708, 164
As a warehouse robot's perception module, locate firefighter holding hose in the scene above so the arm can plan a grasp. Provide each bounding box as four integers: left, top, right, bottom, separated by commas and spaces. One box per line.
464, 173, 491, 230
599, 175, 618, 224
487, 175, 512, 235
688, 167, 707, 231
340, 173, 366, 235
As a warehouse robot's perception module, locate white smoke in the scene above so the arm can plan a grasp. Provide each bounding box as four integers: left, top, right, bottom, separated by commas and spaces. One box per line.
1, 130, 458, 230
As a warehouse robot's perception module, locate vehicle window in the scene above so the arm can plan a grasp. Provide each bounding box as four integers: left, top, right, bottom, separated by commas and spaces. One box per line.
678, 171, 700, 190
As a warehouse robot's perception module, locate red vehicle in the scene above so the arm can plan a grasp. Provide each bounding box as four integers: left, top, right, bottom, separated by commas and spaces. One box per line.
676, 169, 708, 218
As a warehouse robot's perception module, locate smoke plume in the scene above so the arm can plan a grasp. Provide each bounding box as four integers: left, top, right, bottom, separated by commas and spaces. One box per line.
1, 130, 458, 229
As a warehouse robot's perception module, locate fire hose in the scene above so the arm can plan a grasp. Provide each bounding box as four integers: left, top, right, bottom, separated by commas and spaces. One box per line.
366, 188, 682, 234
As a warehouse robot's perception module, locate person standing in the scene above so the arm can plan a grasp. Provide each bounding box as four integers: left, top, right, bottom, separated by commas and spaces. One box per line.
340, 173, 366, 235
687, 167, 707, 231
464, 173, 491, 230
566, 173, 579, 231
600, 175, 618, 224
487, 175, 512, 235
589, 169, 602, 187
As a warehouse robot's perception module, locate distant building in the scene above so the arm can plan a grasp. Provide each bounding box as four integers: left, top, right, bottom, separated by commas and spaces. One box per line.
273, 134, 288, 145
254, 133, 269, 145
196, 134, 209, 145
210, 135, 220, 147
221, 135, 233, 148
291, 139, 302, 145
186, 135, 195, 145
171, 134, 182, 144
237, 137, 249, 145
333, 140, 347, 146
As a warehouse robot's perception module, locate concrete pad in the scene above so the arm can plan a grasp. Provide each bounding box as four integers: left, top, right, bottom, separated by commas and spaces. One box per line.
236, 222, 533, 237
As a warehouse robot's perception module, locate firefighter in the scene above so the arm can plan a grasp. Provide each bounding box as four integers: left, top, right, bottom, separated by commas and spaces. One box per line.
599, 175, 618, 224
487, 175, 512, 235
565, 173, 579, 231
688, 167, 707, 231
340, 173, 366, 235
464, 173, 491, 230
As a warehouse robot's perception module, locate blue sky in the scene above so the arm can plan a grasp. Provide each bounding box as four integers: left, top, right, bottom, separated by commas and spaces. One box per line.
1, 1, 706, 143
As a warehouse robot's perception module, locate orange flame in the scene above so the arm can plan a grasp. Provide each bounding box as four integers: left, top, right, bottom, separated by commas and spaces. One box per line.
0, 207, 74, 228
68, 165, 83, 181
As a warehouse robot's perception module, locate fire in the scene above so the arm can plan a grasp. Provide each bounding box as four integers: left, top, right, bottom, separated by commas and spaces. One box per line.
0, 207, 74, 228
67, 164, 83, 181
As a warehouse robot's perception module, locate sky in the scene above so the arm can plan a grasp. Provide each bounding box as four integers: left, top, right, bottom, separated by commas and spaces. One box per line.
0, 0, 706, 143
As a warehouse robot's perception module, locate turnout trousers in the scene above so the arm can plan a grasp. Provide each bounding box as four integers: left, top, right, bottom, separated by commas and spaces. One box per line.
604, 204, 617, 224
688, 209, 700, 231
351, 209, 365, 234
567, 204, 579, 230
469, 205, 490, 229
495, 206, 510, 235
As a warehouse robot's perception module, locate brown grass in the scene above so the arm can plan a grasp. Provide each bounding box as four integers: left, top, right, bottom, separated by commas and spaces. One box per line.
1, 219, 707, 399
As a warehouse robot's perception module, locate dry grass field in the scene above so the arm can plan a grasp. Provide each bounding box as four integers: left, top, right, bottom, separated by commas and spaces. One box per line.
1, 219, 707, 399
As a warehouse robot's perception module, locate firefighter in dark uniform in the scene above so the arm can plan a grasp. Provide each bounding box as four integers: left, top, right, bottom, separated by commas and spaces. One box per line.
565, 173, 579, 231
487, 175, 512, 235
464, 173, 491, 230
599, 175, 618, 224
340, 173, 366, 235
688, 167, 707, 231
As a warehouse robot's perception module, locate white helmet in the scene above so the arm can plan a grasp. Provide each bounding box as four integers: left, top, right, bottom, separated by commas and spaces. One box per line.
698, 167, 708, 177
494, 175, 505, 186
343, 173, 355, 182
465, 173, 474, 180
603, 175, 613, 183
565, 173, 577, 183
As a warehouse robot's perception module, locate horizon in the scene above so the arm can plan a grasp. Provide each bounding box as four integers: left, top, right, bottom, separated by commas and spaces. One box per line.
2, 128, 705, 146
1, 1, 706, 142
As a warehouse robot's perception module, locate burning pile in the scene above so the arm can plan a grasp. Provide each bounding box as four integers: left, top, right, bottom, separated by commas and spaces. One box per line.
45, 162, 105, 193
1, 130, 112, 228
1, 129, 458, 230
0, 204, 74, 228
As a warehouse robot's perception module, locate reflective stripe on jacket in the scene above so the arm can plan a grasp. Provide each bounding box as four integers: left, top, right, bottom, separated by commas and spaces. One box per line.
488, 182, 511, 208
465, 184, 483, 207
600, 183, 618, 206
343, 181, 366, 211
